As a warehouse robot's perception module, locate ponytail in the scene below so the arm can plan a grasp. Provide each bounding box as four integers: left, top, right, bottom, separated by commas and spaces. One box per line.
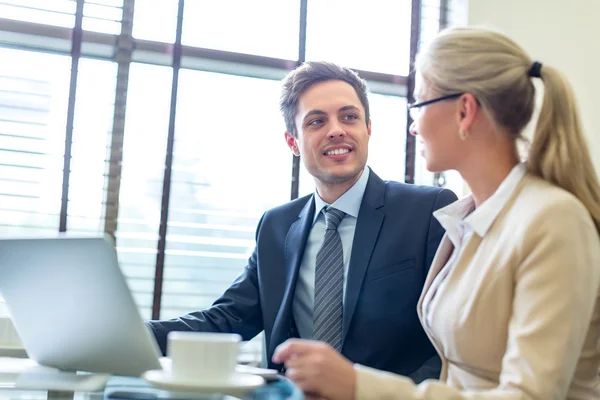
528, 66, 600, 233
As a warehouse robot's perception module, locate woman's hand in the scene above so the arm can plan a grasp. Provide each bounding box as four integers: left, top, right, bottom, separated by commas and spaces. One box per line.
272, 339, 356, 399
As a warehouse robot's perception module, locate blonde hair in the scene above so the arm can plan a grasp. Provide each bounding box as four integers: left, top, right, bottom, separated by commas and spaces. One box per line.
416, 27, 600, 233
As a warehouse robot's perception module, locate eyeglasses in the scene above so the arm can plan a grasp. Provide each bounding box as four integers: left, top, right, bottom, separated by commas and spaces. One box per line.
407, 93, 464, 121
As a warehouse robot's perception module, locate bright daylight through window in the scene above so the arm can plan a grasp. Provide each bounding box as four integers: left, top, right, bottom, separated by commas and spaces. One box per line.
0, 0, 460, 362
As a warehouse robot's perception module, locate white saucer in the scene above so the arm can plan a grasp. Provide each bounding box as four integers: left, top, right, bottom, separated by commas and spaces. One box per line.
142, 369, 264, 396
235, 364, 279, 381
159, 357, 279, 380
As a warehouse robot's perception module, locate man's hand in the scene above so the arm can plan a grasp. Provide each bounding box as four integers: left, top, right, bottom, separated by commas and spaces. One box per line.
272, 339, 356, 399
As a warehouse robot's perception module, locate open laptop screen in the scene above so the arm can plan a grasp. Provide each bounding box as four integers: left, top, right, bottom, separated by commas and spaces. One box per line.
0, 235, 162, 376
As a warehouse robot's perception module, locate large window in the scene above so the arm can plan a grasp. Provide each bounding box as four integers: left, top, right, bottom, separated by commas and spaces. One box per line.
0, 0, 457, 354
68, 58, 118, 234
0, 47, 69, 236
306, 0, 412, 75
115, 62, 174, 321
182, 1, 300, 60
161, 70, 291, 319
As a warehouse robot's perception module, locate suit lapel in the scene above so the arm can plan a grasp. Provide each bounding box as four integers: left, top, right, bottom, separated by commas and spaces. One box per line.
416, 225, 483, 320
416, 234, 453, 319
342, 173, 385, 343
423, 235, 453, 296
269, 197, 315, 357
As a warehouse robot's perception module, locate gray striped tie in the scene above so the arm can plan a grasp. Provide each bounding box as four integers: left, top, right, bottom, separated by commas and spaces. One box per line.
313, 207, 346, 351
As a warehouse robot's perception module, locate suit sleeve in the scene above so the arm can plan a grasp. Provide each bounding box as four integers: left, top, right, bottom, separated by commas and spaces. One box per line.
353, 198, 600, 399
407, 188, 457, 382
147, 214, 266, 355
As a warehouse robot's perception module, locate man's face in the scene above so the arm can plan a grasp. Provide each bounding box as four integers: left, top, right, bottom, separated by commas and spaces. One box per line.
285, 80, 371, 189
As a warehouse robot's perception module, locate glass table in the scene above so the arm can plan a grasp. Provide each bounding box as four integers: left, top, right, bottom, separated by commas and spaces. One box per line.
0, 375, 304, 400
0, 344, 303, 400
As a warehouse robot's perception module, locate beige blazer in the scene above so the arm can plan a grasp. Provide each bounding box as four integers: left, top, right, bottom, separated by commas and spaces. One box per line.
354, 175, 600, 399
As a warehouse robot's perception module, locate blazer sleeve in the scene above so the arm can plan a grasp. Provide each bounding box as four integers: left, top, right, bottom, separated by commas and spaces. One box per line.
147, 214, 266, 355
353, 198, 600, 400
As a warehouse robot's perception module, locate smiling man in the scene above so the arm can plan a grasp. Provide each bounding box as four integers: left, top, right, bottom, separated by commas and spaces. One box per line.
147, 61, 457, 382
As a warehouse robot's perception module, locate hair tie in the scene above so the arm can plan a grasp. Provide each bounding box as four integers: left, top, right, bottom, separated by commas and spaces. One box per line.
528, 61, 542, 78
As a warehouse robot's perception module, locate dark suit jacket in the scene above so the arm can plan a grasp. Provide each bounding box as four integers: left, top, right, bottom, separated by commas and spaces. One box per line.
148, 171, 457, 382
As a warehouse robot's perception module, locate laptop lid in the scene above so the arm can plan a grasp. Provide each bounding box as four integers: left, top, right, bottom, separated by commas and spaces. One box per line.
0, 235, 162, 377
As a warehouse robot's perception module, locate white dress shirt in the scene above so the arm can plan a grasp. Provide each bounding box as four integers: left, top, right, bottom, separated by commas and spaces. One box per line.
292, 167, 370, 340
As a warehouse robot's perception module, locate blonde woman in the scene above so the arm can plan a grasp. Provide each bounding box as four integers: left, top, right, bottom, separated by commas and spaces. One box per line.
272, 27, 600, 400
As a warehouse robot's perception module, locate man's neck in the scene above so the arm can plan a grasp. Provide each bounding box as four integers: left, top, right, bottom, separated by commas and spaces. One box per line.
315, 170, 364, 204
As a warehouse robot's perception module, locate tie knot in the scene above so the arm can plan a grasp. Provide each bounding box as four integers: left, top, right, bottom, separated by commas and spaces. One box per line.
323, 207, 346, 230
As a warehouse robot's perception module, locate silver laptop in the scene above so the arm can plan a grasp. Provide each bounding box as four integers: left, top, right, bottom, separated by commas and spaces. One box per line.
0, 235, 163, 376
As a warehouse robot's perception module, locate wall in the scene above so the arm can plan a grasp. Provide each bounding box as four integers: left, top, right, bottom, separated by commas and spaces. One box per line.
467, 0, 600, 175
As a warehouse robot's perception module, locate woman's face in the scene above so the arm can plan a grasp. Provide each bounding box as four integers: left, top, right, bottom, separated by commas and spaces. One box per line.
409, 75, 468, 172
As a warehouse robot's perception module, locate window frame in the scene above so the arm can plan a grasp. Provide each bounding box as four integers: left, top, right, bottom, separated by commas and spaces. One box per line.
0, 0, 457, 319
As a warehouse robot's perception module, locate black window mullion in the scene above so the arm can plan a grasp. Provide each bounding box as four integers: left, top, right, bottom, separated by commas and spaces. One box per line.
432, 0, 450, 188
152, 0, 185, 320
59, 0, 85, 232
298, 0, 307, 63
104, 0, 135, 237
439, 0, 449, 29
404, 0, 422, 184
290, 0, 307, 201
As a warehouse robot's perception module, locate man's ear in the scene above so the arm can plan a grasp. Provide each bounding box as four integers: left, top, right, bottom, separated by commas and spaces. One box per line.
285, 132, 300, 156
456, 93, 479, 134
367, 120, 372, 137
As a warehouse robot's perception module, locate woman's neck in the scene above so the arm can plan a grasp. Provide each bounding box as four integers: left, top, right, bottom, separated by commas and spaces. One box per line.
459, 141, 520, 207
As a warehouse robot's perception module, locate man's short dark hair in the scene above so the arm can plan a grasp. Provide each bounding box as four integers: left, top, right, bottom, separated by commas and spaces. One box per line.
279, 61, 370, 138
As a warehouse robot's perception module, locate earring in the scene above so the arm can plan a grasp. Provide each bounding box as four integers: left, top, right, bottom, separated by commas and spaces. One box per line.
458, 129, 467, 141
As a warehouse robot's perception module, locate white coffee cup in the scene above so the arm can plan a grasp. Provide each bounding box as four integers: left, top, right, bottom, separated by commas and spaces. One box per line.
167, 332, 241, 384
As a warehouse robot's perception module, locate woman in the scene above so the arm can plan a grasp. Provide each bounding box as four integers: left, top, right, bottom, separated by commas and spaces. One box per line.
272, 27, 600, 399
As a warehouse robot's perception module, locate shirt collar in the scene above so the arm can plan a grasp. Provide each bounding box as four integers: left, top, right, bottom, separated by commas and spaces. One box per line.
434, 163, 526, 238
432, 195, 476, 247
313, 166, 370, 224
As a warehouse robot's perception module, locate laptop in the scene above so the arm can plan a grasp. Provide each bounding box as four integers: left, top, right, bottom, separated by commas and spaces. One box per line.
0, 235, 163, 377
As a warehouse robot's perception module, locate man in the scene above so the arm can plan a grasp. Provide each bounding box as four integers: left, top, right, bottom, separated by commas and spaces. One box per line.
148, 61, 457, 382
